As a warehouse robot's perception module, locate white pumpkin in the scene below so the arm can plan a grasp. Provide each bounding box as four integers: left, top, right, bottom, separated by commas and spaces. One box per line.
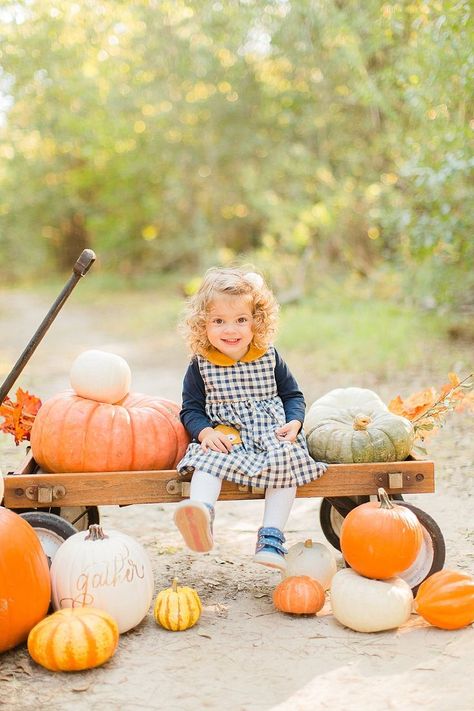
305, 387, 414, 463
70, 349, 131, 404
50, 524, 154, 633
284, 539, 337, 590
330, 568, 413, 633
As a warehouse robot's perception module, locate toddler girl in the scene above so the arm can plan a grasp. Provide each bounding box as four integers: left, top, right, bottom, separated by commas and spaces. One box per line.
174, 267, 327, 571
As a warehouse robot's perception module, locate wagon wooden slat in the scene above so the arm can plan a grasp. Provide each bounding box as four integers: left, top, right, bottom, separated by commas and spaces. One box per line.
4, 453, 434, 508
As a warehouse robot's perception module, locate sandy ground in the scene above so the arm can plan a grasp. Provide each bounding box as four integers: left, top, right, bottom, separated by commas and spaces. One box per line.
0, 289, 473, 711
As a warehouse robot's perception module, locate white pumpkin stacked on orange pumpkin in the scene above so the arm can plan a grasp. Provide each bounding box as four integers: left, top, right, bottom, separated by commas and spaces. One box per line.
24, 349, 191, 671
30, 349, 190, 473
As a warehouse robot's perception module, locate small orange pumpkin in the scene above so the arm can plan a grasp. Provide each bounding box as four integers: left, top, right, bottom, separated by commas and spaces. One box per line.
340, 488, 423, 579
30, 391, 190, 472
414, 569, 474, 630
28, 607, 119, 671
273, 575, 325, 615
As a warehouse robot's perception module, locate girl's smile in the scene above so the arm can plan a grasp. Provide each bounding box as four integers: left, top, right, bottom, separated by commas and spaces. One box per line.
206, 296, 254, 361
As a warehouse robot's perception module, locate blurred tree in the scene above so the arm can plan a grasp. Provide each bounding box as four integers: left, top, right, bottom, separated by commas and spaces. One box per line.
0, 0, 471, 309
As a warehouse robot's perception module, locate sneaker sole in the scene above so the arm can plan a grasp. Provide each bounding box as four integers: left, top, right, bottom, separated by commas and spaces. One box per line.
174, 503, 213, 553
254, 553, 286, 572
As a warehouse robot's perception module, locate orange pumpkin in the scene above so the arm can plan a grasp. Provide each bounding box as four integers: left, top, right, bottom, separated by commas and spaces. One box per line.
0, 507, 51, 653
273, 575, 325, 615
414, 569, 474, 630
28, 607, 119, 671
30, 390, 190, 472
340, 488, 423, 580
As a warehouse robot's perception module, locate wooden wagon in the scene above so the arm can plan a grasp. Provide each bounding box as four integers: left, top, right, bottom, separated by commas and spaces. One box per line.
0, 250, 446, 594
3, 449, 445, 593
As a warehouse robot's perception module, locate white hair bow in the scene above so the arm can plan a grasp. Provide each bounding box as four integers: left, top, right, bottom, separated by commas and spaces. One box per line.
244, 272, 264, 289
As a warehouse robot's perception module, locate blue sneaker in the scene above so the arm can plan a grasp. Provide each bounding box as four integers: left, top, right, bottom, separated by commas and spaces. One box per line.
254, 526, 287, 571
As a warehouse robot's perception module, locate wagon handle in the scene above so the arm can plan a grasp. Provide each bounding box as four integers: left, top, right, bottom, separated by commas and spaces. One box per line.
0, 249, 96, 405
73, 248, 96, 277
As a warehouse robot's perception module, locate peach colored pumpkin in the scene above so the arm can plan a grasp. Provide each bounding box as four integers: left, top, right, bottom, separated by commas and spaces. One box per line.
273, 575, 325, 615
414, 569, 474, 630
30, 390, 190, 472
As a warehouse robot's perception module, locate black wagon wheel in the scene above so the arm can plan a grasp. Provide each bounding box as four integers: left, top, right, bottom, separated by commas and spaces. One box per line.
393, 501, 446, 594
51, 505, 100, 531
319, 496, 445, 594
19, 511, 78, 566
15, 505, 100, 531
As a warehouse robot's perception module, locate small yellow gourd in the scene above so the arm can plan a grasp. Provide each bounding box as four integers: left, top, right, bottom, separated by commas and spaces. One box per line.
154, 578, 202, 631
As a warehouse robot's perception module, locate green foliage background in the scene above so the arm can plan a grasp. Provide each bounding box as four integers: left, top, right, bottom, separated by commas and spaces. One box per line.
0, 0, 472, 312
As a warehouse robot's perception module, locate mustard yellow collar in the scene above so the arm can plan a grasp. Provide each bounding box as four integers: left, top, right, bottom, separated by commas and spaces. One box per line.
200, 343, 267, 366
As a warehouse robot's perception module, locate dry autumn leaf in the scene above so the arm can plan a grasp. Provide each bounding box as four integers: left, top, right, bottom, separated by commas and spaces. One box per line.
388, 387, 437, 420
388, 373, 473, 449
0, 388, 42, 445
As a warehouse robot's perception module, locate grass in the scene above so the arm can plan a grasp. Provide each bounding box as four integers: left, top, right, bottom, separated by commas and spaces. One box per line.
277, 294, 454, 376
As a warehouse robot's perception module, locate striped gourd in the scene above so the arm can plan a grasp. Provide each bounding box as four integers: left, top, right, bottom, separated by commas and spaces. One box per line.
154, 579, 202, 631
27, 608, 119, 671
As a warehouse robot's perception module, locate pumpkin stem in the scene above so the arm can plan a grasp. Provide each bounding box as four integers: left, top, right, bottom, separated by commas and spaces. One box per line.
377, 487, 394, 509
171, 578, 179, 592
304, 539, 313, 548
353, 414, 372, 431
85, 524, 109, 541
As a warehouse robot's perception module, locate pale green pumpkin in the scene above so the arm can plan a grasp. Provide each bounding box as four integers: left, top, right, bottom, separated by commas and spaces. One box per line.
305, 387, 414, 463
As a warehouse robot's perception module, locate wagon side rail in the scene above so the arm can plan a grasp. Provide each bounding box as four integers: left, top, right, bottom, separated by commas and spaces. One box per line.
4, 458, 435, 508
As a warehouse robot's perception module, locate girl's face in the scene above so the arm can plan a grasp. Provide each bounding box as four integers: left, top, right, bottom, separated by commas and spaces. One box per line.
206, 295, 254, 360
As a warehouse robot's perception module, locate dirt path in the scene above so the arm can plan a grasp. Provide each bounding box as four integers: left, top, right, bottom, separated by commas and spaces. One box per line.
0, 290, 473, 711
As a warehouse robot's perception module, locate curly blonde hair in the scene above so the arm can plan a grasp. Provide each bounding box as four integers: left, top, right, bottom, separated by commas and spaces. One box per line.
180, 267, 279, 355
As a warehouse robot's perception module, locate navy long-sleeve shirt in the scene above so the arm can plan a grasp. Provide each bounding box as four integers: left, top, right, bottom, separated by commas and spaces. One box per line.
180, 349, 306, 440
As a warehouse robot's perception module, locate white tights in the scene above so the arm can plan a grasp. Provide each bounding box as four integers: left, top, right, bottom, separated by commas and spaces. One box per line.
190, 470, 296, 531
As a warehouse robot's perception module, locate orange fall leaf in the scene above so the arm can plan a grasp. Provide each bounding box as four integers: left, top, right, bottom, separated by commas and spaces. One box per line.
388, 373, 473, 444
0, 388, 42, 445
388, 387, 437, 421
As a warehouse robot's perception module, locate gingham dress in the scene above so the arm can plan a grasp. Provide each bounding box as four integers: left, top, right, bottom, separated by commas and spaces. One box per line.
177, 348, 323, 488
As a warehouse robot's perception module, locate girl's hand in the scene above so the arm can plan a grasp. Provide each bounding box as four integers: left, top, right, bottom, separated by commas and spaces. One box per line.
198, 427, 233, 453
275, 420, 301, 443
